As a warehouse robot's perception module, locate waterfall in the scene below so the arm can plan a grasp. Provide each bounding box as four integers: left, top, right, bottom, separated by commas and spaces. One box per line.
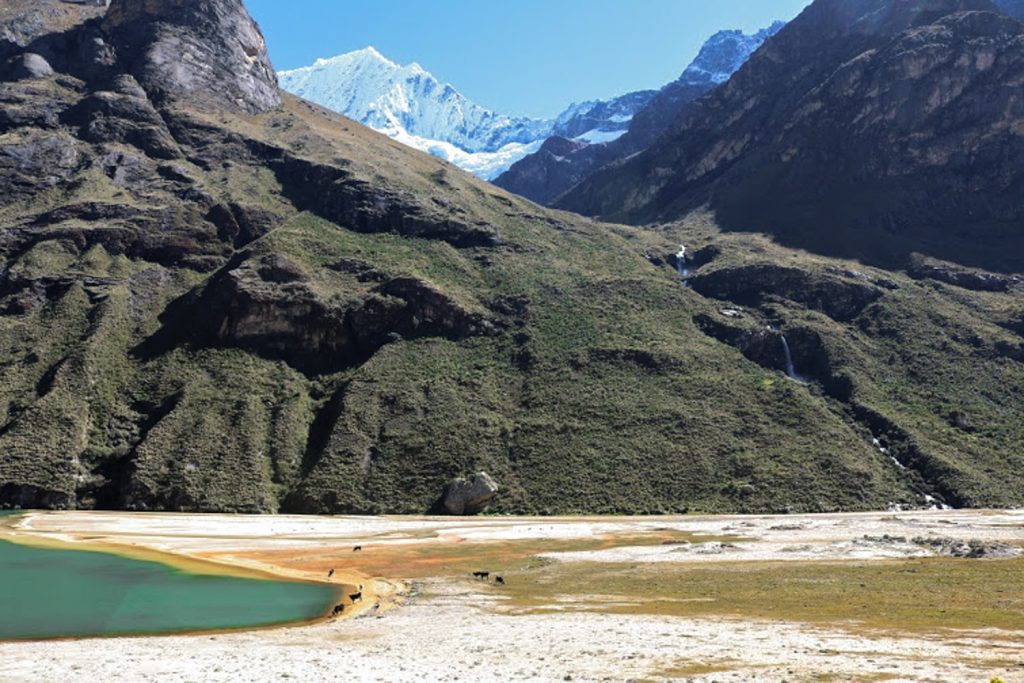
675, 245, 690, 285
874, 437, 906, 470
779, 334, 807, 383
924, 494, 953, 511
780, 335, 797, 379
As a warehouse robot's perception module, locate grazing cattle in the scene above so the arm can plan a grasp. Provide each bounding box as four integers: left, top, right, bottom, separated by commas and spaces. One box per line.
349, 591, 363, 603
472, 571, 490, 580
494, 576, 505, 585
327, 569, 335, 579
332, 603, 345, 616
353, 546, 363, 552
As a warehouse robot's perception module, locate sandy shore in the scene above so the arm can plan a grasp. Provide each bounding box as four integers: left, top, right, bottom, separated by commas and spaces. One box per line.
2, 510, 1023, 682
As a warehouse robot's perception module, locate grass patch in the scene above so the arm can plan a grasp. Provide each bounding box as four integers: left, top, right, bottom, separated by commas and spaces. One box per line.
496, 556, 1024, 634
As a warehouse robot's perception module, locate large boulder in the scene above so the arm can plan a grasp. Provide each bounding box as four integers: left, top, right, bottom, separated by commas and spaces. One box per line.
5, 53, 54, 80
442, 473, 499, 516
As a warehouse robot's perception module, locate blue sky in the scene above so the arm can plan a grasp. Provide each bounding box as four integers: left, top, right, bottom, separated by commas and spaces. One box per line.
247, 0, 813, 119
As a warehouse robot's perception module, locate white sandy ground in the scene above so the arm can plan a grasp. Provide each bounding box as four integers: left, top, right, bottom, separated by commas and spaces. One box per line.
1, 510, 1023, 682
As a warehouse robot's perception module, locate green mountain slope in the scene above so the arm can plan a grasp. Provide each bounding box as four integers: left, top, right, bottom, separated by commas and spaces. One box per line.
0, 0, 1021, 513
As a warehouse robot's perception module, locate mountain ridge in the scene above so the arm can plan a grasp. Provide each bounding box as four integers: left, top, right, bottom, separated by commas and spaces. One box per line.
556, 0, 1024, 273
278, 46, 658, 179
493, 22, 785, 204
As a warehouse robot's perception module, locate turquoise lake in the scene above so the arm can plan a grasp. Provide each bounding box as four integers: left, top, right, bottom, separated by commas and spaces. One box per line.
0, 531, 338, 640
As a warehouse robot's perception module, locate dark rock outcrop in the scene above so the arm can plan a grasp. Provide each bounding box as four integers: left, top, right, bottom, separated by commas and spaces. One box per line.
137, 255, 498, 376
205, 202, 282, 249
0, 0, 106, 51
264, 148, 501, 248
442, 472, 499, 515
0, 131, 82, 204
694, 314, 792, 374
64, 81, 182, 159
0, 483, 75, 510
689, 264, 885, 322
908, 258, 1017, 291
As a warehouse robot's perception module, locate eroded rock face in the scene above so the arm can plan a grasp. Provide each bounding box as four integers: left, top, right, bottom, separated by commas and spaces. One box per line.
65, 81, 182, 160
0, 0, 107, 52
908, 259, 1017, 292
103, 0, 280, 114
694, 314, 792, 374
0, 132, 82, 205
442, 472, 499, 515
264, 150, 500, 248
137, 254, 498, 376
689, 264, 884, 322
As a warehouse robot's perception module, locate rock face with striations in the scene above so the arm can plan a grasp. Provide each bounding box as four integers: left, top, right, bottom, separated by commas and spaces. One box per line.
102, 0, 280, 113
557, 0, 1024, 272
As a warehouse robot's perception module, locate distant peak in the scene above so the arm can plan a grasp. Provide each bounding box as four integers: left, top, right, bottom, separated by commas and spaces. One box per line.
307, 46, 393, 68
285, 47, 437, 80
679, 21, 786, 85
348, 46, 395, 66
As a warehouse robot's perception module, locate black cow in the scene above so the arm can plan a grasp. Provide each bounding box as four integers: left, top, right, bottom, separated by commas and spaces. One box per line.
494, 576, 505, 585
349, 591, 363, 603
332, 603, 345, 616
472, 571, 490, 580
327, 569, 335, 579
353, 546, 363, 552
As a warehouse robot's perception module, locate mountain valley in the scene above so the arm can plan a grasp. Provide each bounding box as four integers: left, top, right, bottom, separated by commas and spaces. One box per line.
0, 0, 1021, 517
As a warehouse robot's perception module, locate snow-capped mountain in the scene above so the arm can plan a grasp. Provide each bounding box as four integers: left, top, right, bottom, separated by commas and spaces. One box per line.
278, 47, 655, 180
553, 90, 658, 143
279, 47, 549, 155
678, 21, 787, 87
278, 26, 785, 182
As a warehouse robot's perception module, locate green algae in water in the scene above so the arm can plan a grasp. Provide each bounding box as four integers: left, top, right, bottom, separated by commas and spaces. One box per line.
0, 540, 337, 640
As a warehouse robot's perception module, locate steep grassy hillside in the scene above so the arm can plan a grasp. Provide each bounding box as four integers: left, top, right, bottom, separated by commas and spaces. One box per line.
0, 0, 1021, 514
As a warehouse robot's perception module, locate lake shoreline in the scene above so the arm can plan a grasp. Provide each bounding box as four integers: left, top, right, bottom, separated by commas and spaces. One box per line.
0, 514, 361, 643
2, 510, 1022, 681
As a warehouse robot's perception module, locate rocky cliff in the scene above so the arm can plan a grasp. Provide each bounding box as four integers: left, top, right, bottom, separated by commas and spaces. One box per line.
103, 0, 280, 113
557, 0, 1024, 272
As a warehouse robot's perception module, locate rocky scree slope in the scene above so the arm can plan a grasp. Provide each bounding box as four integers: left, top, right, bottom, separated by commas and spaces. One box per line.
0, 0, 1022, 513
558, 0, 1024, 273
